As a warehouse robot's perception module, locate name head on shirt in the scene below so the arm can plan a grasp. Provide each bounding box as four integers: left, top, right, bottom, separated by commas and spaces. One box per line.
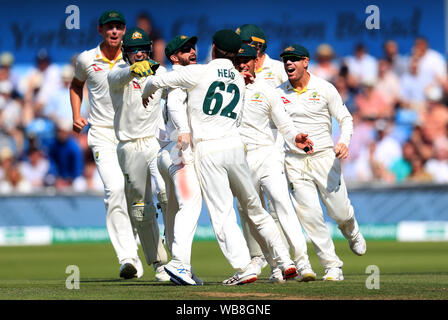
217, 69, 235, 80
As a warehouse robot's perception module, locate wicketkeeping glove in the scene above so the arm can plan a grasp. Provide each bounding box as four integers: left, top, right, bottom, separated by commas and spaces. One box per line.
130, 59, 160, 77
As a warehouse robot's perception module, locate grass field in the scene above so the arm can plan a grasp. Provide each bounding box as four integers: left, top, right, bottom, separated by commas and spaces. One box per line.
0, 241, 447, 300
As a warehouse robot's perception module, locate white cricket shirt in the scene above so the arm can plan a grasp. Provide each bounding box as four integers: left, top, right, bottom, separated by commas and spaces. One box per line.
239, 77, 297, 151
256, 53, 288, 88
74, 44, 123, 127
108, 62, 166, 142
143, 58, 246, 145
277, 73, 353, 154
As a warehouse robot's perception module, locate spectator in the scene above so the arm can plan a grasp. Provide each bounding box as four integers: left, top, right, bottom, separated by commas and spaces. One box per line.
355, 78, 394, 120
0, 52, 20, 94
136, 12, 166, 65
0, 161, 32, 194
345, 43, 378, 86
0, 146, 14, 181
0, 80, 24, 155
43, 64, 75, 124
412, 37, 447, 87
18, 147, 49, 190
72, 152, 103, 192
375, 59, 401, 108
45, 119, 84, 190
405, 155, 433, 183
399, 57, 431, 111
424, 137, 448, 184
389, 141, 416, 183
333, 75, 356, 113
24, 49, 61, 118
383, 40, 408, 77
371, 119, 402, 170
309, 43, 339, 82
419, 89, 448, 144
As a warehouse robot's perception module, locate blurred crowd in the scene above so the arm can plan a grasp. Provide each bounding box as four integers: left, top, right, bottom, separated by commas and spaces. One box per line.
0, 30, 447, 194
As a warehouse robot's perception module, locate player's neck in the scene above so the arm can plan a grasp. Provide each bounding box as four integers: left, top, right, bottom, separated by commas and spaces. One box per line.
100, 42, 121, 61
290, 71, 310, 91
255, 54, 266, 70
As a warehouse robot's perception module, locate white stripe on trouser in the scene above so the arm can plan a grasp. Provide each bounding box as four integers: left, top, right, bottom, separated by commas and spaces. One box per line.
244, 147, 310, 269
195, 138, 293, 271
117, 137, 168, 266
286, 149, 357, 269
157, 142, 202, 269
87, 126, 138, 263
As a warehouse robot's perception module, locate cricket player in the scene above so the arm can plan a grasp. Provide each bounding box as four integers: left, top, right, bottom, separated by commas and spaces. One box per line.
235, 24, 289, 274
142, 29, 309, 285
70, 10, 143, 279
278, 44, 367, 281
235, 44, 316, 283
156, 35, 204, 285
107, 27, 170, 282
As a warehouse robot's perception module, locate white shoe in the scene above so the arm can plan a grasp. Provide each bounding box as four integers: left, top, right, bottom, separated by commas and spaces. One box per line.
323, 267, 344, 281
349, 232, 367, 256
154, 264, 171, 282
222, 264, 257, 286
269, 267, 285, 284
119, 258, 143, 279
279, 263, 298, 280
295, 266, 316, 282
250, 256, 268, 275
164, 263, 196, 286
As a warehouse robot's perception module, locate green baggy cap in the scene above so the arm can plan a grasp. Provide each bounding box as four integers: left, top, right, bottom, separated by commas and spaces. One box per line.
279, 44, 310, 59
213, 29, 242, 54
98, 10, 126, 26
165, 35, 198, 59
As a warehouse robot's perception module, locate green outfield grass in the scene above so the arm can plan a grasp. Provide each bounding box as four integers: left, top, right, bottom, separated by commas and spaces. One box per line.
0, 241, 447, 300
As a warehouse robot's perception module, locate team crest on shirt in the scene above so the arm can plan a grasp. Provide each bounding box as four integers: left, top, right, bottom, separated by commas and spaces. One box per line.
132, 32, 143, 40
95, 151, 99, 160
251, 93, 262, 102
309, 91, 320, 101
264, 71, 274, 80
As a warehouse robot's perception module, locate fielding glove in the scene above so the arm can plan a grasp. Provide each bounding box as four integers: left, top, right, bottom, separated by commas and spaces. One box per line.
130, 60, 160, 77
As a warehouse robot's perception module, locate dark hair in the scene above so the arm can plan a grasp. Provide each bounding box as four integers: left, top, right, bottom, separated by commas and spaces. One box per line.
213, 45, 237, 63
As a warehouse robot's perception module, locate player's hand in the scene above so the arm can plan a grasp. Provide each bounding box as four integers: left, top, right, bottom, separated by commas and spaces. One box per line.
177, 133, 191, 151
295, 133, 314, 154
130, 60, 159, 77
334, 142, 349, 160
241, 71, 255, 85
72, 116, 88, 133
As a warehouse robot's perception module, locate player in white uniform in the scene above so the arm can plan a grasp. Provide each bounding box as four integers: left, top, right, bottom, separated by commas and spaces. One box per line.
235, 24, 289, 274
235, 44, 316, 283
156, 35, 204, 285
70, 10, 143, 279
107, 27, 170, 281
278, 44, 367, 281
142, 30, 312, 285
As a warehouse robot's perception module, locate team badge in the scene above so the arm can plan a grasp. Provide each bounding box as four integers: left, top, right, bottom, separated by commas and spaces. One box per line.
95, 151, 99, 159
109, 12, 118, 18
180, 35, 188, 40
235, 28, 241, 35
284, 46, 295, 52
238, 48, 244, 54
309, 91, 320, 101
132, 32, 143, 40
251, 93, 262, 102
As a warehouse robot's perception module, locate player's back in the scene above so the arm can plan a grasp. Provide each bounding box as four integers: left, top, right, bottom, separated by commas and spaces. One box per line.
187, 58, 245, 144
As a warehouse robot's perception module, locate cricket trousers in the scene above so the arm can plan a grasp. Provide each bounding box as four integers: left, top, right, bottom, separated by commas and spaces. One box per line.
87, 126, 138, 264
117, 136, 168, 266
239, 145, 311, 269
285, 149, 359, 269
195, 136, 293, 272
157, 142, 202, 269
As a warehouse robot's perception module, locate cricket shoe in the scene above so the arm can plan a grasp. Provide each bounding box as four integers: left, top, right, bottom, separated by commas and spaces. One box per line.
339, 219, 367, 256
323, 267, 344, 281
155, 264, 171, 282
280, 263, 298, 280
119, 258, 143, 279
269, 267, 285, 284
164, 264, 196, 286
295, 266, 316, 282
250, 256, 268, 275
222, 264, 257, 286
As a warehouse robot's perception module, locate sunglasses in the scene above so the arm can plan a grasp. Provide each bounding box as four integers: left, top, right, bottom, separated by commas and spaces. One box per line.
177, 45, 195, 54
281, 55, 306, 63
126, 47, 150, 54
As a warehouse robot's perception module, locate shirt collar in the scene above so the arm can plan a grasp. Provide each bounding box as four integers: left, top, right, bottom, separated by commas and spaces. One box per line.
94, 44, 123, 66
